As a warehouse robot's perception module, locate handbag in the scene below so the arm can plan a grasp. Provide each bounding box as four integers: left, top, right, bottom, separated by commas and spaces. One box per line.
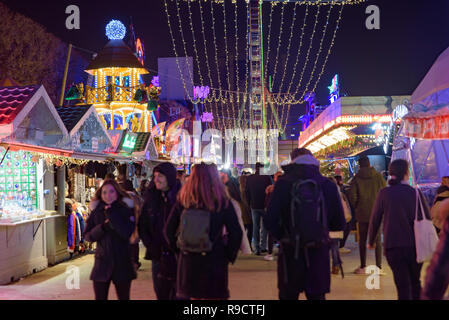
414, 188, 439, 263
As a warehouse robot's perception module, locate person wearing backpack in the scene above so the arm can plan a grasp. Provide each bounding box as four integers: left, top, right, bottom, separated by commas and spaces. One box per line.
138, 162, 181, 300
368, 159, 430, 300
265, 148, 346, 300
164, 163, 243, 300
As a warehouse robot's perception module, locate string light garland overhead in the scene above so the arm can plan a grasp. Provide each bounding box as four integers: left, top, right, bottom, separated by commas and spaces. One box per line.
163, 0, 365, 132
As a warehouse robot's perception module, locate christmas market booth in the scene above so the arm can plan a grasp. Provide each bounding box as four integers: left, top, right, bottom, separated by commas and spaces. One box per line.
298, 95, 410, 181
392, 45, 449, 204
0, 84, 71, 284
46, 103, 116, 264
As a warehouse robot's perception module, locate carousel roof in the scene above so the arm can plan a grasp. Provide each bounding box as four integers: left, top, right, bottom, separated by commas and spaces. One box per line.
0, 85, 40, 125
85, 39, 148, 75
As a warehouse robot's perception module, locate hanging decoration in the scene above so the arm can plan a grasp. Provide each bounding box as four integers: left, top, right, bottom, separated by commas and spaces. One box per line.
162, 0, 362, 133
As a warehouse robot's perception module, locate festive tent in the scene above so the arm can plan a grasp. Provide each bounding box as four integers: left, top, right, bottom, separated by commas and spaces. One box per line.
411, 46, 449, 107
393, 45, 449, 199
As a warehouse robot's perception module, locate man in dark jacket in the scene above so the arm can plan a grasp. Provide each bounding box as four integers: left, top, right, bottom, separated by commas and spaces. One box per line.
138, 162, 181, 300
245, 162, 272, 255
348, 156, 386, 274
265, 148, 346, 300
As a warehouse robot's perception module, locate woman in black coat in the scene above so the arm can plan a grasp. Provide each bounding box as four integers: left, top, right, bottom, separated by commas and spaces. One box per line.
164, 163, 243, 300
138, 162, 181, 300
84, 179, 136, 300
368, 159, 431, 300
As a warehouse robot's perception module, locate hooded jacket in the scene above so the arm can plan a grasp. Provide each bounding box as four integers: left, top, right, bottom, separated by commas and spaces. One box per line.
84, 197, 136, 282
348, 166, 386, 223
265, 154, 346, 294
138, 162, 181, 264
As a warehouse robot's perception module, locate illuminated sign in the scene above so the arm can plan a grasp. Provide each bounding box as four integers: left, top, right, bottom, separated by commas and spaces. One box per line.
328, 74, 340, 104
136, 38, 145, 66
383, 105, 408, 154
120, 132, 137, 153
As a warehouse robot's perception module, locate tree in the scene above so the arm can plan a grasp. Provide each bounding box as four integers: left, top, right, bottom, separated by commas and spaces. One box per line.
0, 3, 88, 103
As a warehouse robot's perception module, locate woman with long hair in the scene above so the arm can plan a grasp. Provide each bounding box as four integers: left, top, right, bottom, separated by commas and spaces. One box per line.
368, 159, 431, 300
164, 163, 243, 300
84, 179, 136, 300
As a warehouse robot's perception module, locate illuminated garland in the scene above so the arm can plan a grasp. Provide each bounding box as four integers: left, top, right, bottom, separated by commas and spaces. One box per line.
269, 2, 287, 95
283, 3, 309, 97
179, 0, 366, 4
222, 0, 234, 129
174, 0, 196, 101
263, 2, 275, 82
289, 4, 344, 104
186, 0, 205, 87
277, 2, 299, 94
163, 0, 195, 102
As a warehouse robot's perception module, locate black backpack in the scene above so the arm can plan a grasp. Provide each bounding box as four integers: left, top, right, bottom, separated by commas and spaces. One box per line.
285, 178, 330, 260
177, 208, 220, 254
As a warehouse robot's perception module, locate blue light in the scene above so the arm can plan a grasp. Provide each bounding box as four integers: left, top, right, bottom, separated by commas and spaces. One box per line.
105, 20, 126, 40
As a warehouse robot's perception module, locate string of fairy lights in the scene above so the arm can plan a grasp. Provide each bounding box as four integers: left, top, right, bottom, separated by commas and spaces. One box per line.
164, 0, 365, 132
263, 2, 275, 83
268, 1, 286, 95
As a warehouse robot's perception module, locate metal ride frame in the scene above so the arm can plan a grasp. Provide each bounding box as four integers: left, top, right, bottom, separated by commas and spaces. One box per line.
244, 0, 349, 137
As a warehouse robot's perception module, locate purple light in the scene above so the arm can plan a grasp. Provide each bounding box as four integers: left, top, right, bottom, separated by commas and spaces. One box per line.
193, 86, 210, 100
151, 76, 159, 87
200, 112, 214, 123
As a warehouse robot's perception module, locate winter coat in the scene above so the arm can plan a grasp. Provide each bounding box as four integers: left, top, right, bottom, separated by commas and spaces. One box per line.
229, 199, 252, 255
368, 183, 431, 252
245, 173, 272, 210
348, 167, 386, 223
164, 201, 243, 299
84, 198, 136, 282
138, 183, 180, 264
431, 186, 449, 230
127, 191, 143, 244
239, 176, 252, 226
265, 154, 346, 295
138, 162, 181, 266
422, 217, 449, 300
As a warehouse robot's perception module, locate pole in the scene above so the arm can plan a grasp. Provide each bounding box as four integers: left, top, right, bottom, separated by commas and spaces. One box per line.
59, 43, 72, 107
57, 165, 66, 215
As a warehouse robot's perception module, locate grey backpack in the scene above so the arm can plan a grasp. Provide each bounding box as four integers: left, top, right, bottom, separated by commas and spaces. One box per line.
177, 208, 219, 254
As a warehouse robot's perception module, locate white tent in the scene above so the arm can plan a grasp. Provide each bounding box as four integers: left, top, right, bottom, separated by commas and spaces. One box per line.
393, 46, 449, 201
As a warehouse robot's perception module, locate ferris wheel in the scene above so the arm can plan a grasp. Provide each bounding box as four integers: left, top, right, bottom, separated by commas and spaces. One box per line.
164, 0, 366, 136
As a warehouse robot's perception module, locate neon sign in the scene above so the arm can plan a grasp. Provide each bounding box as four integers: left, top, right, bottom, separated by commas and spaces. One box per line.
121, 132, 137, 153
136, 38, 145, 66
328, 74, 340, 104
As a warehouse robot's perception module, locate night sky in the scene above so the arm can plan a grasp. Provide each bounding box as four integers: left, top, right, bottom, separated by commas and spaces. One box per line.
2, 0, 449, 133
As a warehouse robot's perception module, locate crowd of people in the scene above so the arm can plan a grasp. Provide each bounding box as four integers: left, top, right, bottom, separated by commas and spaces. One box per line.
81, 148, 449, 300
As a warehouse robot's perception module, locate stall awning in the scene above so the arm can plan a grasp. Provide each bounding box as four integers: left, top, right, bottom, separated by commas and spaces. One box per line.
402, 104, 449, 140
0, 142, 72, 157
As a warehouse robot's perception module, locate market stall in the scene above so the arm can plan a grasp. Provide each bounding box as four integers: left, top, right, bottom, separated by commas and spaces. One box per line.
0, 84, 70, 283
392, 45, 449, 204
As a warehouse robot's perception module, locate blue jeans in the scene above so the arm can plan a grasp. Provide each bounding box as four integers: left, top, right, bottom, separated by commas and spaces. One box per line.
251, 209, 267, 252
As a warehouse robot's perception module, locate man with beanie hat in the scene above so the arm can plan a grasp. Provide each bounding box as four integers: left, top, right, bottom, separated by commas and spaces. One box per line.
265, 148, 346, 300
138, 162, 182, 300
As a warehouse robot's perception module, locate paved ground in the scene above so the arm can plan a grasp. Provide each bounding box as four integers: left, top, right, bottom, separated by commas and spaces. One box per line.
0, 234, 431, 300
